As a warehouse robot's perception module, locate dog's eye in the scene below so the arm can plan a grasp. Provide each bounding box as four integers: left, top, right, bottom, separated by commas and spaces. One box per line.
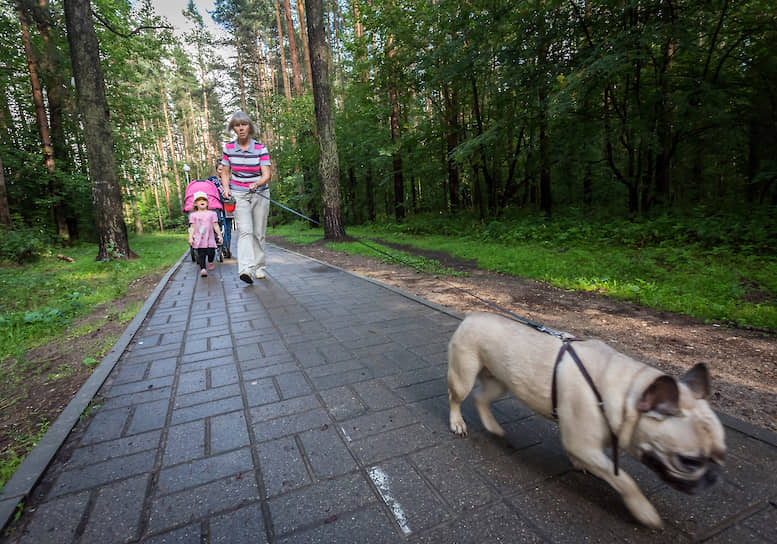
678, 455, 705, 471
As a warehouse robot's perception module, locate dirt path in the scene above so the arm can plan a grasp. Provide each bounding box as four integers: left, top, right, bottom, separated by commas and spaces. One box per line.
268, 237, 777, 433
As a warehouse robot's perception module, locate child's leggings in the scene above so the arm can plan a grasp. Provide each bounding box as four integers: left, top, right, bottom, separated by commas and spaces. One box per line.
195, 248, 215, 269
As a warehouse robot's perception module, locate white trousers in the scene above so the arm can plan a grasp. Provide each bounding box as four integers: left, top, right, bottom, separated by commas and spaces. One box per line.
233, 189, 270, 275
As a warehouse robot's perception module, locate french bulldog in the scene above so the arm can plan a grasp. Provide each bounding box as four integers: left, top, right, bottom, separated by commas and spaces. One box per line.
447, 312, 726, 528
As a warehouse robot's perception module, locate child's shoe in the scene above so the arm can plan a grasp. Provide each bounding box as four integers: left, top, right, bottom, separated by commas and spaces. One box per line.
200, 269, 207, 277
207, 262, 215, 271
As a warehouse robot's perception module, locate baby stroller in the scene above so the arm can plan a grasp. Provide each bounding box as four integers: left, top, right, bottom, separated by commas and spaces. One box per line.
183, 179, 225, 263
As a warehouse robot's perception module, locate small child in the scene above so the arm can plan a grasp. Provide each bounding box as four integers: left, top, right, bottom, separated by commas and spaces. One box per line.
188, 191, 223, 277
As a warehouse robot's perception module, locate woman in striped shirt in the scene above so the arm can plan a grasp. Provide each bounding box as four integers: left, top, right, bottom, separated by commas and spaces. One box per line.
220, 111, 272, 284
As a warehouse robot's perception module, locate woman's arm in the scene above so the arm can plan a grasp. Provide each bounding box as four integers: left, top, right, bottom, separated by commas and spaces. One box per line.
251, 164, 272, 191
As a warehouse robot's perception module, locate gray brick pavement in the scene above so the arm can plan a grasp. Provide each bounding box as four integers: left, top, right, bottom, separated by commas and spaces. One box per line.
2, 245, 776, 543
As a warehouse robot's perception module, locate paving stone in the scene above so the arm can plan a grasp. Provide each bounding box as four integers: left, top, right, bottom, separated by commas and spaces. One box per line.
703, 522, 771, 544
309, 368, 375, 390
276, 505, 401, 544
163, 420, 206, 466
366, 458, 449, 534
393, 379, 447, 403
649, 479, 763, 539
317, 343, 354, 364
210, 411, 251, 454
80, 474, 150, 543
143, 523, 201, 544
209, 334, 235, 351
344, 406, 420, 441
242, 361, 299, 378
256, 436, 311, 497
180, 348, 233, 366
148, 472, 259, 533
244, 378, 281, 407
209, 502, 268, 544
127, 399, 170, 434
236, 343, 264, 362
177, 369, 207, 395
520, 468, 686, 543
171, 396, 244, 425
742, 505, 777, 542
148, 357, 178, 378
180, 353, 235, 372
252, 408, 331, 442
411, 501, 544, 544
267, 473, 377, 537
249, 395, 321, 422
210, 364, 240, 388
290, 348, 327, 368
275, 371, 312, 399
174, 383, 241, 409
352, 380, 404, 411
101, 385, 172, 411
410, 444, 496, 511
381, 364, 446, 390
107, 376, 175, 399
319, 386, 367, 421
14, 491, 89, 544
113, 362, 149, 384
70, 430, 161, 468
50, 450, 156, 497
80, 405, 133, 445
298, 426, 357, 478
158, 448, 253, 494
351, 423, 438, 464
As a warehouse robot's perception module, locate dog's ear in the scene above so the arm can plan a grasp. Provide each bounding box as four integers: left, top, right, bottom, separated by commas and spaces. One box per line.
680, 363, 711, 400
638, 375, 680, 416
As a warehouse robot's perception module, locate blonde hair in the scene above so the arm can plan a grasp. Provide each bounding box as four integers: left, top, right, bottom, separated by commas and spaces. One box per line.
227, 111, 258, 137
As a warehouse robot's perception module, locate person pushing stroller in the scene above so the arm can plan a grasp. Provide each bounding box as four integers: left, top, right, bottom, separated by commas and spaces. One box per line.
188, 191, 223, 277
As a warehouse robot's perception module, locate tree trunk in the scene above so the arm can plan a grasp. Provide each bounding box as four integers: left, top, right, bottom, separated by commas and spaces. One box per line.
198, 49, 214, 166
283, 0, 303, 96
306, 0, 345, 240
0, 150, 11, 227
159, 81, 184, 211
63, 0, 134, 260
387, 37, 404, 220
443, 83, 460, 210
274, 0, 292, 101
235, 30, 248, 113
296, 0, 313, 87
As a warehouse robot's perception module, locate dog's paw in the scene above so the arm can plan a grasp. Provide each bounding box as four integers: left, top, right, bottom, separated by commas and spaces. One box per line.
628, 498, 664, 529
450, 419, 468, 436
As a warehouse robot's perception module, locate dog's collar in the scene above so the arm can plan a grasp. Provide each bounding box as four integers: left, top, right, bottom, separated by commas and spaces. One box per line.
551, 339, 621, 476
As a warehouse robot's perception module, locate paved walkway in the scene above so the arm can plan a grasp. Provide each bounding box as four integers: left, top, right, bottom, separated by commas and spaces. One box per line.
1, 245, 776, 543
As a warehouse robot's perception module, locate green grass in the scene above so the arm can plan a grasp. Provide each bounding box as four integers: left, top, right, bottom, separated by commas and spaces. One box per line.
0, 233, 188, 364
272, 219, 777, 331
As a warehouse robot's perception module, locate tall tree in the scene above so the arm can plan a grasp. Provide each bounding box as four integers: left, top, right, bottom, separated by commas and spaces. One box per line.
305, 0, 345, 239
63, 0, 134, 260
283, 0, 303, 96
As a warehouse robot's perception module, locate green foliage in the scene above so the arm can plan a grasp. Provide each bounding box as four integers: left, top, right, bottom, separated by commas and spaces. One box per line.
0, 226, 55, 264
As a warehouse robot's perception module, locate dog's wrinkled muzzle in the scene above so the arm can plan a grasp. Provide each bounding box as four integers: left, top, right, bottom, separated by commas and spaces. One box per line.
641, 452, 722, 494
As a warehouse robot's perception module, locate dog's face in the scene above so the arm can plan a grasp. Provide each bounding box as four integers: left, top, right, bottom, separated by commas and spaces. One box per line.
630, 363, 726, 494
